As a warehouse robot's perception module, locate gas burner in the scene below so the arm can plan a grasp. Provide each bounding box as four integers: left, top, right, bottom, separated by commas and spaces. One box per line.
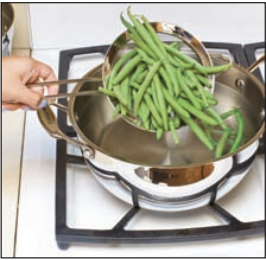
55, 43, 265, 250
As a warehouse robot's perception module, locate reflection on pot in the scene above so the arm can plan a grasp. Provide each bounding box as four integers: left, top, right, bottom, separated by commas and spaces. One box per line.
135, 164, 214, 186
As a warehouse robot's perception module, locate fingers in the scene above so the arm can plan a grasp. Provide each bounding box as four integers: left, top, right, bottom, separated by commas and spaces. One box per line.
29, 59, 59, 95
2, 56, 58, 111
2, 103, 22, 111
16, 83, 43, 109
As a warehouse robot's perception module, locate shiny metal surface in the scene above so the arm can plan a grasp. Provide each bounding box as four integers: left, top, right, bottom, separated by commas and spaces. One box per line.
27, 77, 102, 87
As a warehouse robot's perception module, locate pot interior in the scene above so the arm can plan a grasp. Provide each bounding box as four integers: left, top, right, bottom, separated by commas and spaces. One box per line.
71, 60, 264, 167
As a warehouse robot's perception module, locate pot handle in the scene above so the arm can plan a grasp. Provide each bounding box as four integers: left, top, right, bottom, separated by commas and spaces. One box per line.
246, 54, 265, 155
37, 105, 95, 158
247, 54, 265, 73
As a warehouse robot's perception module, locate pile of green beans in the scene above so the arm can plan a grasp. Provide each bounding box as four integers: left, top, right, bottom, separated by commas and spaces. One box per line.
100, 7, 244, 158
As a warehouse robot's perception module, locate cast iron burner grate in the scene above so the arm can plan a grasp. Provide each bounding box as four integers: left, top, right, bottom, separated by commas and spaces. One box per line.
55, 43, 265, 250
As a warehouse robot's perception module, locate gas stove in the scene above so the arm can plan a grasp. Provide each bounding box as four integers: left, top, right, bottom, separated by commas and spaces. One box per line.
54, 42, 265, 249
15, 42, 264, 257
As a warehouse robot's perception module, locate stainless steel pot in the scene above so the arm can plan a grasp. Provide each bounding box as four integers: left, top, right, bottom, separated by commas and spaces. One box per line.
2, 3, 14, 56
37, 53, 264, 212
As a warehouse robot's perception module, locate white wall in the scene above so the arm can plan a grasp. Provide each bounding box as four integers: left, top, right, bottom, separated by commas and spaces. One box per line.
29, 3, 264, 50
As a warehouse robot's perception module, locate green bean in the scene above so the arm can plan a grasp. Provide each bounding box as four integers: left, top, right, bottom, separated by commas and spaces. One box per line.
169, 42, 180, 50
200, 63, 232, 74
129, 63, 146, 85
121, 12, 157, 59
131, 82, 152, 95
205, 107, 227, 130
141, 15, 167, 55
133, 61, 161, 115
151, 83, 160, 112
211, 128, 236, 137
202, 123, 217, 147
106, 8, 245, 153
136, 29, 179, 96
129, 33, 157, 60
229, 109, 244, 153
177, 69, 202, 110
182, 117, 214, 150
136, 70, 148, 84
173, 115, 181, 128
120, 12, 136, 34
159, 67, 174, 96
178, 98, 218, 126
120, 104, 127, 116
111, 49, 137, 78
151, 116, 159, 129
136, 48, 155, 66
169, 120, 179, 144
139, 100, 150, 121
153, 74, 168, 131
127, 8, 179, 96
164, 44, 206, 74
112, 104, 121, 119
108, 49, 137, 90
127, 7, 163, 60
121, 77, 131, 110
185, 70, 209, 107
98, 87, 116, 98
215, 128, 231, 158
167, 53, 183, 68
196, 95, 218, 106
144, 93, 163, 127
113, 85, 128, 108
162, 87, 190, 119
221, 109, 238, 120
164, 63, 181, 97
195, 74, 212, 88
113, 54, 142, 85
156, 128, 164, 140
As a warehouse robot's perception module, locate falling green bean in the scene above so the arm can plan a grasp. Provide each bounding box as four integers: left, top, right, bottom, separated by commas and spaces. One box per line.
229, 109, 244, 153
215, 128, 231, 158
183, 117, 214, 150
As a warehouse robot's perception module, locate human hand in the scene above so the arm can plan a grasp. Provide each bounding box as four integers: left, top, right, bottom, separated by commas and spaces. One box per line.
2, 56, 58, 111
